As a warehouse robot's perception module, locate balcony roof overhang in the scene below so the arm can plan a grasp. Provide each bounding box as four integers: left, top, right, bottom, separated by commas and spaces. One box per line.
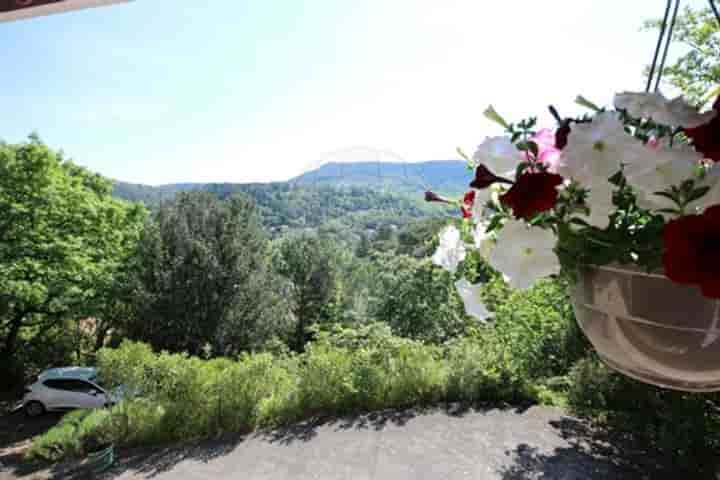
1, 0, 130, 23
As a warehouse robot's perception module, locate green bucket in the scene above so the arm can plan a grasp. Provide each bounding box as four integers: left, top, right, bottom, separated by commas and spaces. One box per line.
86, 443, 114, 474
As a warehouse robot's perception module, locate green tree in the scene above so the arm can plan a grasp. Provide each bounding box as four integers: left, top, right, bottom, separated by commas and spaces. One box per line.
0, 135, 145, 361
271, 234, 341, 351
355, 233, 371, 258
368, 253, 473, 344
214, 268, 293, 355
129, 191, 280, 354
395, 218, 447, 257
645, 6, 719, 105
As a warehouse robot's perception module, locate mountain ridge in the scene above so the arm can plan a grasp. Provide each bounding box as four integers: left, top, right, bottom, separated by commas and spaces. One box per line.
112, 160, 469, 204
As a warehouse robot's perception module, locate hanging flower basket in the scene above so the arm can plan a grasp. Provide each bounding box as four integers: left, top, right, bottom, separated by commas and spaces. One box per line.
427, 87, 720, 392
427, 3, 720, 392
572, 263, 720, 392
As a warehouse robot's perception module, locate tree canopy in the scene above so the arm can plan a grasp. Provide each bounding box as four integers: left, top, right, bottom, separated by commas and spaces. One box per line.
645, 6, 720, 106
271, 234, 342, 351
0, 135, 146, 360
127, 191, 283, 355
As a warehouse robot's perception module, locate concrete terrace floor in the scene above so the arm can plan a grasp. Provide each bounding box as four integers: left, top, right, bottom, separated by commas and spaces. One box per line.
1, 406, 693, 480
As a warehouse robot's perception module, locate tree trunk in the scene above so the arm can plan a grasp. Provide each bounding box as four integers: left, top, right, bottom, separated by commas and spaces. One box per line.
94, 322, 110, 351
294, 315, 306, 352
1, 311, 25, 360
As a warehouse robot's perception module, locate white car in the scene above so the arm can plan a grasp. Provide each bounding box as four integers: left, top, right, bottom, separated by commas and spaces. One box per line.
20, 367, 116, 417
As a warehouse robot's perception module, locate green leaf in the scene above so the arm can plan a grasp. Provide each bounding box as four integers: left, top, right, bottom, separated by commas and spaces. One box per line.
526, 141, 539, 157
486, 214, 505, 233
569, 217, 590, 227
653, 191, 678, 202
515, 162, 530, 179
686, 186, 711, 203
456, 147, 471, 163
608, 171, 624, 186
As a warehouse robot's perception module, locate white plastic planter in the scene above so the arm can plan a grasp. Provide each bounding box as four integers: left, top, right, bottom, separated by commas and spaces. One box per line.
571, 264, 720, 392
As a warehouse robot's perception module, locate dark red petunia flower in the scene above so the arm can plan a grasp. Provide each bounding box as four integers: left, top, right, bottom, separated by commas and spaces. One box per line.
470, 164, 513, 189
663, 205, 720, 298
555, 123, 571, 149
461, 190, 475, 218
500, 172, 563, 220
683, 96, 720, 162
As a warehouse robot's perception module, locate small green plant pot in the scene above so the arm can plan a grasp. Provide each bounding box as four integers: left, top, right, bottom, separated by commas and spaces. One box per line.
86, 443, 114, 474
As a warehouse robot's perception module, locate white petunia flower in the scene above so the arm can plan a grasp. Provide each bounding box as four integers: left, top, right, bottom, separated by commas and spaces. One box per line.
470, 184, 504, 223
472, 136, 519, 174
665, 96, 717, 128
473, 221, 496, 259
490, 184, 504, 206
582, 180, 616, 229
432, 226, 466, 273
487, 221, 560, 290
614, 91, 716, 128
470, 190, 485, 221
628, 146, 704, 212
454, 279, 490, 322
560, 112, 649, 183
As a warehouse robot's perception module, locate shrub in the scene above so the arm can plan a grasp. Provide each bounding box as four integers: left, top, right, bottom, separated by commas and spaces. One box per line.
488, 278, 587, 380
312, 323, 447, 410
28, 331, 487, 460
27, 278, 587, 464
369, 254, 474, 344
26, 409, 111, 461
216, 353, 298, 430
445, 337, 531, 405
567, 356, 720, 474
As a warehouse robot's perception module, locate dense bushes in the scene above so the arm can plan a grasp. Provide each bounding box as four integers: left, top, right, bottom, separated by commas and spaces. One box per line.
567, 356, 720, 472
28, 286, 576, 463
26, 275, 720, 473
486, 277, 588, 380
369, 254, 474, 344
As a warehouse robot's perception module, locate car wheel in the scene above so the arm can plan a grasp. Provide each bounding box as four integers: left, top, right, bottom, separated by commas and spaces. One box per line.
24, 400, 45, 418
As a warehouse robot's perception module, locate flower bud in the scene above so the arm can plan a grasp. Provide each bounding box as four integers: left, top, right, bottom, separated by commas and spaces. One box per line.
483, 105, 510, 130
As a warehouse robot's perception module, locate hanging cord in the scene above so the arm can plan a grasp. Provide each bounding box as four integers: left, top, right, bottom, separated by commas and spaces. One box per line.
711, 0, 720, 26
646, 0, 680, 92
646, 0, 720, 93
654, 0, 681, 92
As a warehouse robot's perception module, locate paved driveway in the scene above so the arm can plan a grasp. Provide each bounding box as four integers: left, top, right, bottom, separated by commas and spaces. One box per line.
0, 406, 690, 480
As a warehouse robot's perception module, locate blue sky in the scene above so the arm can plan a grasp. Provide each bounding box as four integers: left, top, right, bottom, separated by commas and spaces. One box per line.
0, 0, 709, 185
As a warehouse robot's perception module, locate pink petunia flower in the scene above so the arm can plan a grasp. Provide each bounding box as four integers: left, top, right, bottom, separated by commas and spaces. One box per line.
530, 128, 564, 173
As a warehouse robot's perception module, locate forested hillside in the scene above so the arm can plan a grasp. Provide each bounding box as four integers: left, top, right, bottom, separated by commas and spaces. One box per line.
113, 178, 460, 237
113, 160, 468, 204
